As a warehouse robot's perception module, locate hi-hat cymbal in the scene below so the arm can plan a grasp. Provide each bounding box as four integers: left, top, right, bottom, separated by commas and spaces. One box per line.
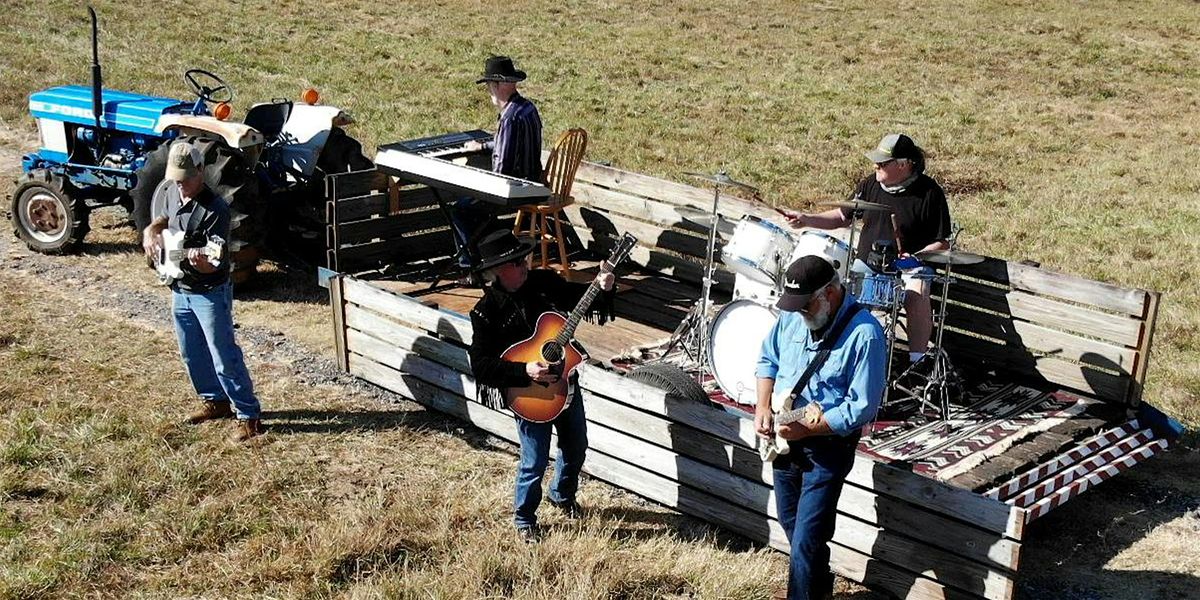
915, 249, 986, 265
682, 170, 759, 193
820, 199, 893, 213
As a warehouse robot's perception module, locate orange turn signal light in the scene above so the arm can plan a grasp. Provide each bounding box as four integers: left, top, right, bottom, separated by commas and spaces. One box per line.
213, 102, 232, 121
301, 88, 320, 105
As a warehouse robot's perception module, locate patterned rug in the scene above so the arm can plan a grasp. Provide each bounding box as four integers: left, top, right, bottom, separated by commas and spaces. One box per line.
860, 383, 1095, 480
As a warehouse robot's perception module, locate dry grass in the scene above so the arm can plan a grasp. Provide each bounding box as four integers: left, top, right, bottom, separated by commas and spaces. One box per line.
1, 0, 1198, 598
0, 0, 1194, 428
0, 270, 790, 599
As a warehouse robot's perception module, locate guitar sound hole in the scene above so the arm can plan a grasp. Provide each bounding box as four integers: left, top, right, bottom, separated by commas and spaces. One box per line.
541, 342, 564, 363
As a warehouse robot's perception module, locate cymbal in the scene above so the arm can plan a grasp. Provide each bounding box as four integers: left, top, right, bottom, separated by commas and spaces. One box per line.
915, 249, 986, 265
820, 199, 893, 213
682, 170, 759, 193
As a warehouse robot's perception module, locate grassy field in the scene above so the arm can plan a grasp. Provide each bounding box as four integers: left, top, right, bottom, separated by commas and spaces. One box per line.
1, 0, 1198, 598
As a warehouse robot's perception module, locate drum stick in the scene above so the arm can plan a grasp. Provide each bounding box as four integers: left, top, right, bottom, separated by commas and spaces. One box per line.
752, 192, 795, 221
890, 214, 906, 255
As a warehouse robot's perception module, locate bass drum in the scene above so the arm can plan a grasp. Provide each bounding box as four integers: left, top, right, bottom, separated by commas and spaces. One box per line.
707, 299, 779, 405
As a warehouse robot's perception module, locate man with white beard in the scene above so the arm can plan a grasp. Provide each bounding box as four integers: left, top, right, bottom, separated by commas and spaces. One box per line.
754, 255, 886, 600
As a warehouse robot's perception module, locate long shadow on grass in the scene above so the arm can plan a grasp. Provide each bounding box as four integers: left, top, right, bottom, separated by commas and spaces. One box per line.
260, 407, 497, 451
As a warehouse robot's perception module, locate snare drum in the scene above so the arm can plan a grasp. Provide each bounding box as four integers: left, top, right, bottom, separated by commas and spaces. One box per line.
707, 300, 779, 405
857, 273, 903, 309
791, 231, 851, 271
721, 216, 796, 285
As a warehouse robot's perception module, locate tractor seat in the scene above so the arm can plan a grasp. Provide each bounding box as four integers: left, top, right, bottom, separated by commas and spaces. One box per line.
243, 100, 293, 142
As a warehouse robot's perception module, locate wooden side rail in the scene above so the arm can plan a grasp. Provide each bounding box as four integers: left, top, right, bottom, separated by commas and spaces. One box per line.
933, 257, 1159, 407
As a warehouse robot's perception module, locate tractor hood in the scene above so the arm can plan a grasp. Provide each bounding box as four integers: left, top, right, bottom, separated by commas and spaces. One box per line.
29, 86, 192, 137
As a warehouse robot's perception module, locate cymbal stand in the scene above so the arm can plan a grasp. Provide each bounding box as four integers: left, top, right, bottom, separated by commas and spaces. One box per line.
842, 193, 865, 282
693, 178, 725, 380
889, 266, 963, 420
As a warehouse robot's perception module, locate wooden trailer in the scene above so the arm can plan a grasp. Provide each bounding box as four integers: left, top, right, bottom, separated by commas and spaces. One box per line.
320, 158, 1182, 600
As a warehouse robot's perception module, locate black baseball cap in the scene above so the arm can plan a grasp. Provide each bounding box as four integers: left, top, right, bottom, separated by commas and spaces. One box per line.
865, 133, 920, 163
777, 255, 838, 312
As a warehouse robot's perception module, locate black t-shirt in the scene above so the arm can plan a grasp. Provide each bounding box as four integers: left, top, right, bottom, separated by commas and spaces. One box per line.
166, 186, 231, 293
841, 174, 952, 257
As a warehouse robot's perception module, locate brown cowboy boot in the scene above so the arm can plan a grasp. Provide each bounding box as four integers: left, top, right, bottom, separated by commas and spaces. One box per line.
186, 401, 234, 424
231, 418, 264, 443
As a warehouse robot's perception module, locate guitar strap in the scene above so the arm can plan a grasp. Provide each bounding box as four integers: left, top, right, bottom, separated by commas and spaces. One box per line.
785, 301, 863, 408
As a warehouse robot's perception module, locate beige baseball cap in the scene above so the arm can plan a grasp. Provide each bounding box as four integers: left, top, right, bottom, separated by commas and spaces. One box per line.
164, 141, 203, 181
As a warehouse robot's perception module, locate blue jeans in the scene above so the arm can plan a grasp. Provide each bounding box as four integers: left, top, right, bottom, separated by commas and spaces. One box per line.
172, 282, 260, 419
450, 197, 498, 268
513, 391, 587, 528
773, 433, 860, 600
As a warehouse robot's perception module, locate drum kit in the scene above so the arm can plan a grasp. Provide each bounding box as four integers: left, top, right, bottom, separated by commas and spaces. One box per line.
666, 170, 985, 420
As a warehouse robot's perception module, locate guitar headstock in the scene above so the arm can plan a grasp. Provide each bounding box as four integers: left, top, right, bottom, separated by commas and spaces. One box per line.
604, 232, 638, 270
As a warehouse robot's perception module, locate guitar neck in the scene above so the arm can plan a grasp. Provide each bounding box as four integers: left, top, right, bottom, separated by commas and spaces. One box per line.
553, 265, 608, 346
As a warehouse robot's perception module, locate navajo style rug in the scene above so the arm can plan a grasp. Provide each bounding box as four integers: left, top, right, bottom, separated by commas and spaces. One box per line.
860, 382, 1095, 480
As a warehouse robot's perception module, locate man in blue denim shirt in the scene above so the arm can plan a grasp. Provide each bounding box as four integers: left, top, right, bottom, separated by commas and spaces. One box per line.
755, 255, 886, 600
142, 141, 263, 443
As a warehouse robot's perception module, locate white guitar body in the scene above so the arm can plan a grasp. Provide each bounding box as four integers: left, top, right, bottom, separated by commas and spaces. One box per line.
155, 229, 224, 286
759, 389, 822, 462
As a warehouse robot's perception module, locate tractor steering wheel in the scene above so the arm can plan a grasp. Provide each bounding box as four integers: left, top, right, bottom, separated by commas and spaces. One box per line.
184, 69, 233, 104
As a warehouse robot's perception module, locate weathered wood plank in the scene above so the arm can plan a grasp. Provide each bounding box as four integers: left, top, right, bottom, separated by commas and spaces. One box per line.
942, 307, 1137, 371
573, 226, 736, 291
1129, 290, 1160, 407
561, 204, 715, 260
334, 209, 448, 246
941, 330, 1131, 404
327, 168, 389, 200
350, 350, 996, 600
333, 187, 441, 222
332, 229, 455, 265
573, 182, 738, 238
937, 279, 1144, 347
945, 258, 1149, 317
572, 160, 781, 224
329, 275, 349, 372
343, 277, 474, 344
578, 366, 1024, 539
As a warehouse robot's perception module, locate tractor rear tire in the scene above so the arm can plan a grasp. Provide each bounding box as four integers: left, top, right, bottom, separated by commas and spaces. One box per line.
131, 136, 265, 285
10, 169, 89, 254
627, 362, 710, 404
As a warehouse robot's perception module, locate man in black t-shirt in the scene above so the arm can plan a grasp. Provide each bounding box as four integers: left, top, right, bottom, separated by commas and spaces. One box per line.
785, 134, 951, 363
141, 141, 263, 442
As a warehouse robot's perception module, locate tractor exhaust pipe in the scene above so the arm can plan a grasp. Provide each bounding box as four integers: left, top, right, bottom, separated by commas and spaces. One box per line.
88, 6, 103, 133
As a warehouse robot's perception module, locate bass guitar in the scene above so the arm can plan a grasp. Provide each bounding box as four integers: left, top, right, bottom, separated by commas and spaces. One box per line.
503, 233, 637, 422
759, 389, 823, 462
154, 228, 225, 286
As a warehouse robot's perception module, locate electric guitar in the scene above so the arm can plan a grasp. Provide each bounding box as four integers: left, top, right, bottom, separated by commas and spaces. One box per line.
154, 228, 225, 286
502, 233, 638, 422
759, 389, 824, 462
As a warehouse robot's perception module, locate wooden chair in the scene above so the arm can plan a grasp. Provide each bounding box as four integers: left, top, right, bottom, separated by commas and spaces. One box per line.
513, 128, 588, 276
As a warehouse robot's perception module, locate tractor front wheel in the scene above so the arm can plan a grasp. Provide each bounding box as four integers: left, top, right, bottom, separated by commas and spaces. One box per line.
10, 169, 89, 254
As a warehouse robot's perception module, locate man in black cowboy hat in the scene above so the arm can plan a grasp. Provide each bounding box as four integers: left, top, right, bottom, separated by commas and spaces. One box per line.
466, 229, 614, 543
453, 55, 544, 269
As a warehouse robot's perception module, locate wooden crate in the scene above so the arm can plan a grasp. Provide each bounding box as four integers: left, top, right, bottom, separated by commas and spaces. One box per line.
324, 159, 1180, 600
324, 168, 456, 274
330, 275, 1024, 600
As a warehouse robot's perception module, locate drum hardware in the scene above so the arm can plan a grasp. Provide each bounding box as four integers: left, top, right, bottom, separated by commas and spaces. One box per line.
887, 238, 981, 420
682, 170, 761, 382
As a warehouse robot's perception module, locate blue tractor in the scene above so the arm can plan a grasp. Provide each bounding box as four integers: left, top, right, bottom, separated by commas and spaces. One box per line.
11, 8, 370, 280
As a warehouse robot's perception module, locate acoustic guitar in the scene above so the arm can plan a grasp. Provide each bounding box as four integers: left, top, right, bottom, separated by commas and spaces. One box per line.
503, 233, 637, 422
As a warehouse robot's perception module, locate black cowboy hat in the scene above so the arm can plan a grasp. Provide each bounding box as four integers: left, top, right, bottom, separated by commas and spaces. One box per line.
473, 229, 536, 272
475, 55, 527, 84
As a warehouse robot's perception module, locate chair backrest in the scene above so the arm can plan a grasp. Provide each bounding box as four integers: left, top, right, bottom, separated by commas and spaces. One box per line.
542, 128, 588, 198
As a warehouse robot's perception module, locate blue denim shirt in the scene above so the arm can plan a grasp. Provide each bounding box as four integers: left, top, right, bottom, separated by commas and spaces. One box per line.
755, 293, 887, 436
